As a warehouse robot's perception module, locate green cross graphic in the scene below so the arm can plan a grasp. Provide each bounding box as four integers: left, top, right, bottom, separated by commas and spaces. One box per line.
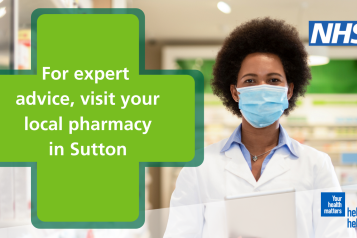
0, 8, 203, 229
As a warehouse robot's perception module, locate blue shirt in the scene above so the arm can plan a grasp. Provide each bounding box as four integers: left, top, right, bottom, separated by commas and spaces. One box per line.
220, 124, 298, 175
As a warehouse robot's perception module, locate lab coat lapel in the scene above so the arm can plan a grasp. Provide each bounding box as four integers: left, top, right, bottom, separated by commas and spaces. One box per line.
255, 147, 291, 189
224, 144, 257, 187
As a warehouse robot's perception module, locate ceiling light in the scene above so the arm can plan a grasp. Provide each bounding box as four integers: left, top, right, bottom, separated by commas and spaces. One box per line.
308, 55, 330, 66
0, 7, 5, 18
217, 1, 231, 14
304, 44, 329, 66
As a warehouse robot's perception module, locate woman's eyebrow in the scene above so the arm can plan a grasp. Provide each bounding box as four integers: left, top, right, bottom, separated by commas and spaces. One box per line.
241, 73, 257, 79
267, 73, 283, 77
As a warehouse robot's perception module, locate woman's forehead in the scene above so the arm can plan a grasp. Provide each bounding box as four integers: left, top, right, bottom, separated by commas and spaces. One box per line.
238, 53, 285, 76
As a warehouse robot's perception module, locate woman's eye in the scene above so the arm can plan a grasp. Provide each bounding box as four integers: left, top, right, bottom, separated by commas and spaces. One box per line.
270, 78, 280, 83
244, 79, 254, 83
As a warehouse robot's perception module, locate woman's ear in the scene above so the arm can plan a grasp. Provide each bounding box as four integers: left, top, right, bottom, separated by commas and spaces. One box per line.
230, 84, 239, 102
287, 83, 294, 100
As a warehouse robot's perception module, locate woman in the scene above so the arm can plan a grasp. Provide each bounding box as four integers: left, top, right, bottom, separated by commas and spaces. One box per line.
164, 18, 354, 238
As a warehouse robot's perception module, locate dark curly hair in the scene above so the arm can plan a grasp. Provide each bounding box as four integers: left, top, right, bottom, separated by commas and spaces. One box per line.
211, 17, 311, 117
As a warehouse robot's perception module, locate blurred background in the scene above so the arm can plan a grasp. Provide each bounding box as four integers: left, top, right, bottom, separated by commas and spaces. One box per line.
1, 0, 357, 237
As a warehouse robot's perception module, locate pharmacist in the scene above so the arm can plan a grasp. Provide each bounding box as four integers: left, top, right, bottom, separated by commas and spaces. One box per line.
164, 18, 355, 238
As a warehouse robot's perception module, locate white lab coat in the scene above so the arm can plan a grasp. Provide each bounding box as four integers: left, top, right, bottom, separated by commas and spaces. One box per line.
164, 138, 356, 238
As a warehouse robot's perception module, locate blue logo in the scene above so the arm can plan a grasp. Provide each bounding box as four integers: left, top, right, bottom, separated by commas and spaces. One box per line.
321, 192, 345, 217
309, 21, 357, 45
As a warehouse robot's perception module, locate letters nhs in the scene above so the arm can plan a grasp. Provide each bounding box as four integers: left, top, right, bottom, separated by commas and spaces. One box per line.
309, 21, 357, 45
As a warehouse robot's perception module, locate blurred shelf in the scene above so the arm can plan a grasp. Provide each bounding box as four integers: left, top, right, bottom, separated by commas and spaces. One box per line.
304, 137, 357, 141
342, 185, 357, 192
284, 124, 357, 127
0, 219, 31, 228
222, 124, 357, 129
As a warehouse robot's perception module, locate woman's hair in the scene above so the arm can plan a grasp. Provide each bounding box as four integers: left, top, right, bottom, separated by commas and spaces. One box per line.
211, 17, 311, 117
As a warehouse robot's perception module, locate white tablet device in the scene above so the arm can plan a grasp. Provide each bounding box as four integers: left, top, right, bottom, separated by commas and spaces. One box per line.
225, 188, 296, 238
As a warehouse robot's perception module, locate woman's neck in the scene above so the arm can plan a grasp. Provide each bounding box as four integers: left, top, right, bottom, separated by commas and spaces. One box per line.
241, 117, 280, 154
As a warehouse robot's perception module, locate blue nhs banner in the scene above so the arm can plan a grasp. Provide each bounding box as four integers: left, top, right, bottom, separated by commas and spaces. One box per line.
309, 21, 357, 45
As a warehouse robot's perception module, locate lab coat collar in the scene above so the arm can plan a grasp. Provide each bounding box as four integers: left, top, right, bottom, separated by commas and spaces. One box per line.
224, 143, 257, 187
279, 125, 300, 158
255, 146, 291, 188
224, 143, 292, 189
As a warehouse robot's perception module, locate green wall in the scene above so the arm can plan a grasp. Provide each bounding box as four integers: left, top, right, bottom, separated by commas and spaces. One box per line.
308, 60, 357, 93
177, 59, 215, 93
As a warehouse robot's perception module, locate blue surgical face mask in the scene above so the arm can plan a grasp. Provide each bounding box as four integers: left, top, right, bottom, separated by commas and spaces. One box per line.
236, 85, 289, 128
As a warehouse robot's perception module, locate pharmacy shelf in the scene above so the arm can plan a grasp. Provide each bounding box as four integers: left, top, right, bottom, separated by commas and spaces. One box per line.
304, 138, 357, 141
283, 124, 357, 127
0, 220, 31, 228
342, 185, 357, 192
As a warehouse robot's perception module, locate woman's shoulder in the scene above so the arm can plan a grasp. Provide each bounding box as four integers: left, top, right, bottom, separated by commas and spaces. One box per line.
184, 138, 231, 175
204, 138, 229, 155
289, 139, 341, 189
289, 137, 332, 165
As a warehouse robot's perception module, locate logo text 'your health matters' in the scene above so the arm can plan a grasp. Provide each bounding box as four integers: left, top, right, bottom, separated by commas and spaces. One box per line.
321, 192, 345, 217
309, 21, 357, 45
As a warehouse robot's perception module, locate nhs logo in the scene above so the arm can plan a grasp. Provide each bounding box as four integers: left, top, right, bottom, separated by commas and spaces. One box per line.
309, 21, 357, 45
